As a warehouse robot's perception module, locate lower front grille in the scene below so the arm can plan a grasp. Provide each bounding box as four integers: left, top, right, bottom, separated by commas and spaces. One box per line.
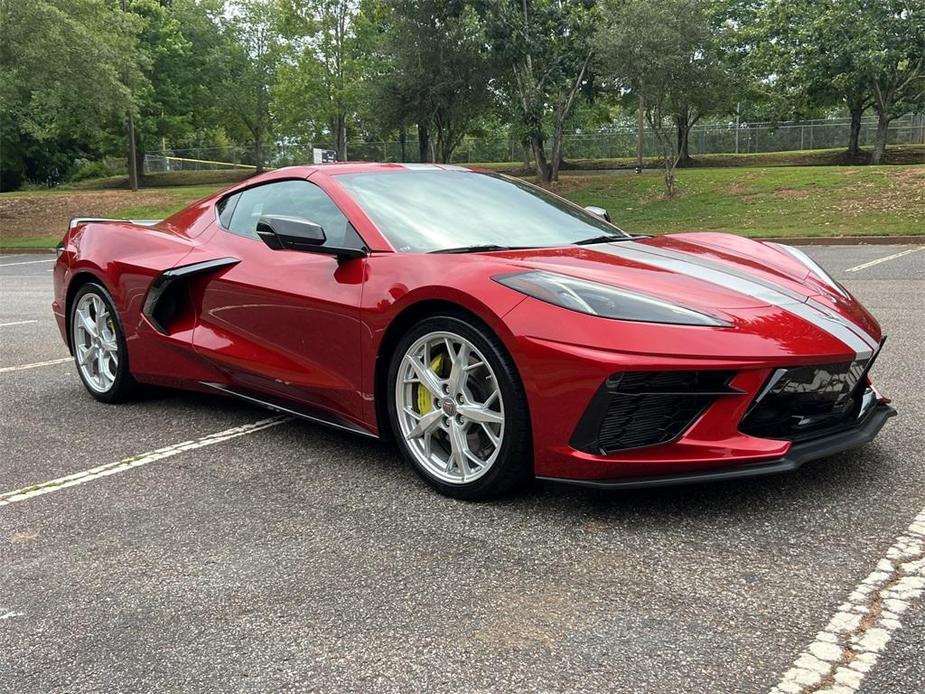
740, 357, 877, 441
571, 370, 738, 455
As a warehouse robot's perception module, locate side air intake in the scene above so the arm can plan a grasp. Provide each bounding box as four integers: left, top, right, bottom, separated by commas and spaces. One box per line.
570, 370, 740, 455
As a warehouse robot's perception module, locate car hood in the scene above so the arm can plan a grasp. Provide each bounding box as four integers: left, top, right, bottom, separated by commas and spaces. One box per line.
489, 232, 881, 352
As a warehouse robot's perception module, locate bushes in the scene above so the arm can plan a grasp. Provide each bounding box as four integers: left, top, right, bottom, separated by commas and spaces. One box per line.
68, 158, 124, 183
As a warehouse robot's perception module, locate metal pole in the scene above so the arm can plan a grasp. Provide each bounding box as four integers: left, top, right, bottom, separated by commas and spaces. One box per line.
735, 102, 740, 154
635, 93, 644, 173
121, 0, 139, 190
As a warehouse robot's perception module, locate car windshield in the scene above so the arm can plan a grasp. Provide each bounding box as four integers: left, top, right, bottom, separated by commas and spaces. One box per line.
335, 170, 630, 253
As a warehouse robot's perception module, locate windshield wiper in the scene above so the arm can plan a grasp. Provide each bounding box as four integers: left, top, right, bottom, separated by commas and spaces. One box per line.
573, 234, 637, 245
430, 244, 515, 254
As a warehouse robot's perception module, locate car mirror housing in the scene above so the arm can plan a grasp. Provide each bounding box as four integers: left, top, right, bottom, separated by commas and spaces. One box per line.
256, 215, 366, 260
584, 206, 611, 223
256, 215, 326, 251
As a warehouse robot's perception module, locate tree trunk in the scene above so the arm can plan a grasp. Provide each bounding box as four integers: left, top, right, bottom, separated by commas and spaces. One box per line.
664, 166, 675, 197
134, 141, 145, 187
870, 111, 891, 165
550, 126, 563, 182
530, 134, 551, 183
847, 102, 863, 159
254, 131, 265, 173
333, 113, 347, 161
399, 127, 406, 163
417, 123, 430, 163
434, 131, 446, 163
675, 113, 692, 167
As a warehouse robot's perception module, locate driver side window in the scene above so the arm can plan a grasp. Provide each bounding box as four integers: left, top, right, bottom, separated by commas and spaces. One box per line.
220, 180, 362, 249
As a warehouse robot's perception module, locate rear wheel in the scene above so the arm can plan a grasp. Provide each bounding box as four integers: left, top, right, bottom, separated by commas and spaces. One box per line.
387, 315, 531, 499
70, 283, 136, 403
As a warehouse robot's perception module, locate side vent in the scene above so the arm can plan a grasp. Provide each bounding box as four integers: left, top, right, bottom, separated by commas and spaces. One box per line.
570, 370, 741, 455
142, 257, 239, 334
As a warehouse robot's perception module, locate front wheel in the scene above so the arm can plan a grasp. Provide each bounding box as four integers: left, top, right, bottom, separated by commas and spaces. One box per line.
387, 315, 532, 500
70, 282, 136, 403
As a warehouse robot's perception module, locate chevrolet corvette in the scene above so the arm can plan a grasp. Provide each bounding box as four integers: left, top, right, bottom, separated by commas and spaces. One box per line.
53, 163, 895, 499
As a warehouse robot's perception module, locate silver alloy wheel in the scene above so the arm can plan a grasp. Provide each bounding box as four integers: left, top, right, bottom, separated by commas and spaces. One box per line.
395, 330, 505, 484
73, 292, 119, 393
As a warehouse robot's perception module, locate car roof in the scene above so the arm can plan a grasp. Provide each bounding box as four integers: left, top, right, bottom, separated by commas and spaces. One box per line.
264, 162, 478, 179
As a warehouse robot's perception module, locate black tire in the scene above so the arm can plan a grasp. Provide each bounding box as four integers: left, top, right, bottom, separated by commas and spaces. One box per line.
387, 314, 532, 500
69, 282, 137, 403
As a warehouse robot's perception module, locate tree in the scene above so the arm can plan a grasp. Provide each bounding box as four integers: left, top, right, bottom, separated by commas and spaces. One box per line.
124, 0, 229, 174
369, 0, 492, 163
0, 0, 143, 189
758, 0, 925, 163
216, 0, 284, 171
596, 0, 733, 196
853, 0, 925, 163
480, 0, 597, 183
276, 0, 369, 161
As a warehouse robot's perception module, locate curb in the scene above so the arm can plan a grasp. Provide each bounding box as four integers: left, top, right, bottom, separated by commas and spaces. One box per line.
753, 235, 925, 246
1, 248, 57, 254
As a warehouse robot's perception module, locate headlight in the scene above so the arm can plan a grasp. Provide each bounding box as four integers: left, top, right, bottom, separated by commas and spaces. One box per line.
769, 243, 849, 298
493, 271, 731, 327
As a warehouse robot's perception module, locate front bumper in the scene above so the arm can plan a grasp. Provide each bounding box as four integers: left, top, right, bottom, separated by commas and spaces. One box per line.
538, 403, 896, 490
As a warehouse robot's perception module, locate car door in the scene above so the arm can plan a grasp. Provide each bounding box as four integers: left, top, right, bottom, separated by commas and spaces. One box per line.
191, 178, 369, 429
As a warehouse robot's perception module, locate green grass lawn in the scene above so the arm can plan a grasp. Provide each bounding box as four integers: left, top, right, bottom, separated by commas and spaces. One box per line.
558, 165, 924, 237
106, 184, 224, 218
1, 164, 922, 249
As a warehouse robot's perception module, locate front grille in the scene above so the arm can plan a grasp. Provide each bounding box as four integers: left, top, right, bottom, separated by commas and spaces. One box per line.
571, 370, 737, 455
740, 358, 876, 441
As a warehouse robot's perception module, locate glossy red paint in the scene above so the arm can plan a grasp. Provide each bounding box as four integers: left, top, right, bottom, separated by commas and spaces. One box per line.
53, 163, 890, 484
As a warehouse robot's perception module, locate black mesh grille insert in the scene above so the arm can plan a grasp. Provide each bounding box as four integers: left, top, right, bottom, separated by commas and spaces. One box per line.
740, 359, 874, 441
597, 392, 716, 452
571, 370, 737, 455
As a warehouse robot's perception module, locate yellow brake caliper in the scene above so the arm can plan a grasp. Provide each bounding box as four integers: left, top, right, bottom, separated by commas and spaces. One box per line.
416, 354, 445, 414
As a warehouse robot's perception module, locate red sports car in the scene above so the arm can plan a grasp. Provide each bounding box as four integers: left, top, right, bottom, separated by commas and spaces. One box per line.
53, 163, 895, 499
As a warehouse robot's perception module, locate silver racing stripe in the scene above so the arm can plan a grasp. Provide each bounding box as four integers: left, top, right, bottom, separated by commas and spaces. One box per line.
590, 242, 875, 359
618, 241, 880, 352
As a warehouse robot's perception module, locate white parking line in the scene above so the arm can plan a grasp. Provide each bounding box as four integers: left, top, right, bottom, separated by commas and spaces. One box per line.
845, 247, 924, 273
770, 508, 925, 693
0, 610, 23, 621
0, 358, 71, 373
0, 259, 56, 267
0, 320, 38, 328
0, 416, 289, 507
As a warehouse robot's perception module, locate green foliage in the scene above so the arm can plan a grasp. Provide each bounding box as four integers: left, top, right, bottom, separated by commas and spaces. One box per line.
128, 0, 229, 152
367, 0, 492, 163
595, 0, 736, 194
755, 0, 925, 161
275, 0, 371, 159
0, 0, 142, 189
213, 0, 285, 171
478, 0, 598, 181
0, 0, 922, 191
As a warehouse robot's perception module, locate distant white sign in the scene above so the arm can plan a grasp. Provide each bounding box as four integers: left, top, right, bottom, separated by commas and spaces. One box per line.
312, 148, 337, 164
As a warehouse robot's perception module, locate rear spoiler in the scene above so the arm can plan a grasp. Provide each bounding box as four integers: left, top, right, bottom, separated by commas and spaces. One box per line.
68, 217, 161, 230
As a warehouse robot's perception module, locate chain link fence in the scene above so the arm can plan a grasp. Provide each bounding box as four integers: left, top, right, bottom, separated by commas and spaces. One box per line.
144, 114, 925, 173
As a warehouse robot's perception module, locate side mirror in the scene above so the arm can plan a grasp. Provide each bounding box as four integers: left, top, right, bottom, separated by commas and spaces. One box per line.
256, 215, 367, 260
584, 205, 612, 223
256, 215, 325, 251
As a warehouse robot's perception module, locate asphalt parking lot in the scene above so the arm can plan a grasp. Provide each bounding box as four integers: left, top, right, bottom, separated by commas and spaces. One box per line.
1, 245, 923, 693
